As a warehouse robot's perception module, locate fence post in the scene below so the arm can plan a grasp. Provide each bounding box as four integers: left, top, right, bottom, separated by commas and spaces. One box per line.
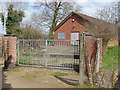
17, 40, 19, 65
45, 40, 47, 66
96, 39, 100, 73
79, 32, 85, 85
93, 38, 102, 77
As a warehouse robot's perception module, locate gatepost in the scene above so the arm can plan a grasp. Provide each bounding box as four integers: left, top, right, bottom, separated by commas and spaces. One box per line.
3, 35, 17, 69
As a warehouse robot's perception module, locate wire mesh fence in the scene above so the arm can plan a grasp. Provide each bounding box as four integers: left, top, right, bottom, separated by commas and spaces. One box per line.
82, 32, 119, 72
17, 39, 80, 69
80, 32, 119, 87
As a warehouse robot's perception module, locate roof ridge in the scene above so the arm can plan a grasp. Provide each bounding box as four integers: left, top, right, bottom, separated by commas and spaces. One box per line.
53, 11, 113, 32
72, 11, 112, 24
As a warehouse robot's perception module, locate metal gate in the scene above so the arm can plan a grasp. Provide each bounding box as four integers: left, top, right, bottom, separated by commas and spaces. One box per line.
17, 40, 80, 69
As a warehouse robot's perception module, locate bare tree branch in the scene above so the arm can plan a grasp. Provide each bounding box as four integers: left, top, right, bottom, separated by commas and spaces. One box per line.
31, 1, 82, 39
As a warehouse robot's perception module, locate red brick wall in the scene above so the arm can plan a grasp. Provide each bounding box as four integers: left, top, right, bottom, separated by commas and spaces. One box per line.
107, 40, 118, 46
0, 36, 3, 64
54, 40, 71, 46
85, 36, 97, 70
3, 35, 17, 63
54, 14, 87, 40
85, 36, 102, 70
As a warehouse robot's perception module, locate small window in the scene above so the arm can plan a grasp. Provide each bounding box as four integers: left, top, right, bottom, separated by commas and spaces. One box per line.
58, 32, 65, 40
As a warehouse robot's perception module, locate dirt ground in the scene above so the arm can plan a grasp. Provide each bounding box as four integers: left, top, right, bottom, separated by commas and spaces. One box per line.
2, 66, 79, 88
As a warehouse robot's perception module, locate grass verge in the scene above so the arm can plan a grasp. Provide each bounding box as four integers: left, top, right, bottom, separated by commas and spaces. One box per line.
102, 46, 118, 70
52, 72, 67, 76
74, 84, 97, 88
19, 56, 33, 64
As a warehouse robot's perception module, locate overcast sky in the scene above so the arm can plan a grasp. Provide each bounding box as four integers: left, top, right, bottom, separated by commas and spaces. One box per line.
0, 0, 119, 34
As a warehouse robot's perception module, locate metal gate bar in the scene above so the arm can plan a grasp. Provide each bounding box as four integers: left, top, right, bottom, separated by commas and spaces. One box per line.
17, 40, 80, 69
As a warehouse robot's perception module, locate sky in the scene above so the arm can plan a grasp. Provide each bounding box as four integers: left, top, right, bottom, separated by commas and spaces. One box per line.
0, 0, 119, 34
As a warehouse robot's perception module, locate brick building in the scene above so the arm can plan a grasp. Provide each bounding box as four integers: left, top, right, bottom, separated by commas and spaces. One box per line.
53, 12, 103, 69
54, 12, 87, 41
53, 11, 117, 42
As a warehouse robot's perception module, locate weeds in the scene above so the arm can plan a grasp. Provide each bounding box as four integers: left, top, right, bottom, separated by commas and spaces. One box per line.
74, 84, 97, 88
22, 73, 37, 79
52, 72, 67, 76
102, 46, 118, 70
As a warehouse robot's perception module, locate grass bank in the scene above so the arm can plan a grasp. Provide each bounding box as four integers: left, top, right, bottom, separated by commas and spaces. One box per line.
102, 46, 118, 70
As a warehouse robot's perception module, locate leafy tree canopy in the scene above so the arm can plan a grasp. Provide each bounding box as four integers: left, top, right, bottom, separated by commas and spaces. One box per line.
1, 4, 24, 34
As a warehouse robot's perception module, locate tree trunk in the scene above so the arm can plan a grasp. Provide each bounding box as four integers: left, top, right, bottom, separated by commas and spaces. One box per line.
49, 2, 61, 39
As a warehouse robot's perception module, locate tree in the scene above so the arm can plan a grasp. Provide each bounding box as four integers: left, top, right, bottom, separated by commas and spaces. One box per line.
96, 2, 118, 24
21, 25, 42, 39
31, 1, 82, 39
84, 3, 118, 55
1, 4, 24, 34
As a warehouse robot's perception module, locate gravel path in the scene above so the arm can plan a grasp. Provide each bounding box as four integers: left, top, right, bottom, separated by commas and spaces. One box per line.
2, 66, 79, 88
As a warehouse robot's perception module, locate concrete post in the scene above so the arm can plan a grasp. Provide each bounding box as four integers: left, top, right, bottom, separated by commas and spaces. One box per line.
79, 32, 85, 85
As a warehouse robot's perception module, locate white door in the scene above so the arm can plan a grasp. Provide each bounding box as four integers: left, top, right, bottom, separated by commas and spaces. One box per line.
71, 32, 79, 45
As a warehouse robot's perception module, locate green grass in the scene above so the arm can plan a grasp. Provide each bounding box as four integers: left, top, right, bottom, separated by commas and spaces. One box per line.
52, 72, 67, 76
51, 59, 59, 63
22, 73, 37, 79
102, 46, 118, 70
70, 44, 73, 46
74, 84, 97, 88
19, 56, 42, 65
19, 56, 33, 64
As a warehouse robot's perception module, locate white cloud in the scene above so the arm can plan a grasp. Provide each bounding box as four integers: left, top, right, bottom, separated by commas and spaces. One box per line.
0, 0, 119, 34
0, 20, 5, 34
91, 0, 120, 2
79, 1, 114, 17
76, 0, 88, 3
21, 2, 40, 24
0, 21, 3, 33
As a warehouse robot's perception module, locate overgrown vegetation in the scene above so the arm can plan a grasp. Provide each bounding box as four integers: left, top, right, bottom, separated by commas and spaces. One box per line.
32, 1, 82, 39
19, 56, 33, 64
84, 3, 118, 55
21, 25, 45, 39
74, 84, 97, 88
102, 46, 118, 70
52, 72, 67, 76
0, 4, 48, 39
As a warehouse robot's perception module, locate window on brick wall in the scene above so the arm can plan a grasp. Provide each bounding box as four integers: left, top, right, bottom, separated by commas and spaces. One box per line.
58, 32, 65, 40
